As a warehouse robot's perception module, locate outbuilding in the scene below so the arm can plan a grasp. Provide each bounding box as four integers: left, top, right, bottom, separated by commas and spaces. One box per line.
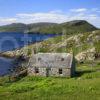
28, 53, 75, 77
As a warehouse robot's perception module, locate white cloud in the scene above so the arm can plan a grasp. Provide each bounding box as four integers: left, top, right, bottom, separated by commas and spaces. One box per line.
16, 10, 100, 27
16, 12, 68, 23
0, 18, 17, 25
0, 8, 100, 27
70, 8, 87, 13
49, 10, 63, 14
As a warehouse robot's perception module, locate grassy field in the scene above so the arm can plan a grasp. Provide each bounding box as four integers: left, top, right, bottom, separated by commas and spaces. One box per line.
0, 63, 100, 100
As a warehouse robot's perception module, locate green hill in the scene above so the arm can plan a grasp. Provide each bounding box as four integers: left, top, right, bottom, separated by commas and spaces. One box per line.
35, 20, 98, 34
0, 23, 27, 32
0, 20, 98, 34
0, 22, 56, 32
0, 30, 100, 100
0, 21, 100, 100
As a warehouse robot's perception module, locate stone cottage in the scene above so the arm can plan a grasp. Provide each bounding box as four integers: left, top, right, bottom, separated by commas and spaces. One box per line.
28, 53, 75, 77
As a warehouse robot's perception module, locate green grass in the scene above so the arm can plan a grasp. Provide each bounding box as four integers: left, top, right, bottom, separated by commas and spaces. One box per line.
0, 64, 100, 100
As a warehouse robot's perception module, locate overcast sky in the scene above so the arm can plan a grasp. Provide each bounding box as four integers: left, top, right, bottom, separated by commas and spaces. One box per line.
0, 0, 100, 28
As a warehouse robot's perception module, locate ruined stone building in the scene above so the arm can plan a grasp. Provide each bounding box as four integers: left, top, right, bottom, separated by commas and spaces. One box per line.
28, 53, 76, 77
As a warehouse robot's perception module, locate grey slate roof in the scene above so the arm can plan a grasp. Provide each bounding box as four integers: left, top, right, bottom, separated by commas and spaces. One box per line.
28, 53, 73, 68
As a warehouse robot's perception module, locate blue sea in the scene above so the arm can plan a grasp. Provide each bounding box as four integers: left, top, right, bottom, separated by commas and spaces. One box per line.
0, 32, 57, 76
0, 32, 57, 52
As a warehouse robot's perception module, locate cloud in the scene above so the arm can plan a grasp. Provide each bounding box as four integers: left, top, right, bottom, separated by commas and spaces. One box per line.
0, 18, 17, 25
70, 8, 87, 12
0, 8, 100, 27
16, 12, 67, 23
49, 10, 63, 14
16, 9, 100, 27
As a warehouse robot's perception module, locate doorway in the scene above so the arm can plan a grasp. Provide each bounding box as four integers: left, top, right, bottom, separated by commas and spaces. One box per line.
46, 68, 51, 77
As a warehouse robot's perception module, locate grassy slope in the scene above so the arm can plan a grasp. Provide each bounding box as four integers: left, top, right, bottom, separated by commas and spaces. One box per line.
0, 21, 99, 100
0, 63, 100, 100
20, 30, 100, 55
0, 34, 99, 100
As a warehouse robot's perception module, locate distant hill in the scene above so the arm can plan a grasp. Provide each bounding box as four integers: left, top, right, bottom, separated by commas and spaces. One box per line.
0, 20, 98, 34
0, 22, 57, 33
27, 22, 57, 33
36, 20, 98, 34
0, 23, 27, 32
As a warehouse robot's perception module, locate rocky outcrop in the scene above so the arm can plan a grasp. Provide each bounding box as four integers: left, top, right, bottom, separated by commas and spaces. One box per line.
75, 48, 96, 62
0, 50, 21, 58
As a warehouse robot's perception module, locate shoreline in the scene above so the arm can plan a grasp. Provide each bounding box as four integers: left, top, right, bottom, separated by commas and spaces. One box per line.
0, 53, 16, 58
0, 33, 60, 58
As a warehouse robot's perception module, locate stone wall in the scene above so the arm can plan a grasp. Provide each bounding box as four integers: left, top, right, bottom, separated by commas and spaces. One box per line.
28, 67, 71, 77
28, 67, 47, 76
50, 68, 71, 77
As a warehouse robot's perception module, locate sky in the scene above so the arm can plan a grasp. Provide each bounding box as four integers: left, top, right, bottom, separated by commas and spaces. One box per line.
0, 0, 100, 27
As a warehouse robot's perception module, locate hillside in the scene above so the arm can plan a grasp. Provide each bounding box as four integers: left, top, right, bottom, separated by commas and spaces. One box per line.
2, 30, 100, 63
0, 22, 57, 33
27, 22, 57, 33
36, 20, 98, 34
0, 23, 27, 32
0, 22, 100, 100
0, 30, 100, 99
0, 20, 98, 34
0, 64, 100, 100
